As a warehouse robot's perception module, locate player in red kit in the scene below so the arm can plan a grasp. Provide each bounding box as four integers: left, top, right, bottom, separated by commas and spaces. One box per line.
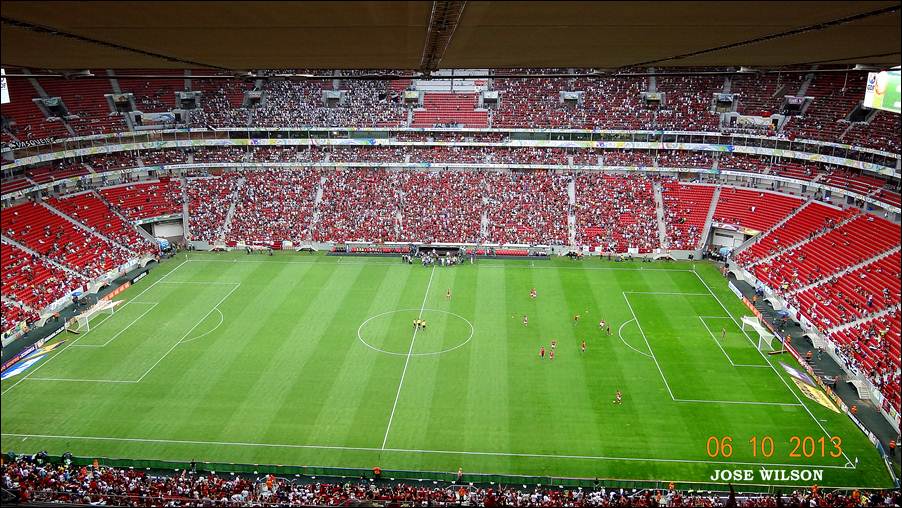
549, 349, 555, 360
539, 346, 545, 359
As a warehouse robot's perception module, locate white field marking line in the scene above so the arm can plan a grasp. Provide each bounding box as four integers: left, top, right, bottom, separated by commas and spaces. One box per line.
622, 292, 676, 400
1, 259, 190, 396
179, 308, 224, 345
623, 291, 712, 296
0, 432, 850, 470
616, 318, 652, 358
690, 269, 855, 468
134, 282, 241, 383
675, 399, 801, 406
25, 378, 137, 384
71, 303, 159, 348
356, 308, 474, 357
381, 264, 436, 450
697, 316, 770, 368
155, 281, 244, 285
184, 258, 695, 272
626, 292, 802, 407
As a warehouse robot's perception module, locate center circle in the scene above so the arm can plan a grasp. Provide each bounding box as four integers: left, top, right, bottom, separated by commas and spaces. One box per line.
357, 308, 474, 356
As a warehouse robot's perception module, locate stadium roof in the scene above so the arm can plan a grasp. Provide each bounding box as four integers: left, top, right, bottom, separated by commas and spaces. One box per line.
1, 1, 900, 72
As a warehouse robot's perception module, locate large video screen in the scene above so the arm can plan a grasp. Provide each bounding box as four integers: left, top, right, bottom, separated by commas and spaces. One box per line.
863, 69, 901, 114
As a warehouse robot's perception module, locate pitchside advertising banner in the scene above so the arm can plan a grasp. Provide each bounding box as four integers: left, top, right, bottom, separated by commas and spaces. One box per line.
864, 69, 901, 114
0, 326, 65, 378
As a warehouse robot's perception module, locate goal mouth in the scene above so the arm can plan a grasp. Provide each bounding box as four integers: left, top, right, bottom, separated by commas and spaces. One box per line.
66, 299, 124, 333
741, 316, 784, 354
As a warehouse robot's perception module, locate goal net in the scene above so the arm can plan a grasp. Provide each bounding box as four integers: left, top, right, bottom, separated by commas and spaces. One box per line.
742, 316, 783, 353
67, 300, 123, 333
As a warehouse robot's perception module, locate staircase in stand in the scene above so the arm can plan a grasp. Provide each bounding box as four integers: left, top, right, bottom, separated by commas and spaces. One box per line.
749, 209, 860, 269
653, 183, 667, 249
567, 175, 577, 246
92, 190, 156, 244
733, 200, 813, 256
40, 200, 128, 251
788, 245, 901, 296
828, 303, 901, 335
308, 175, 328, 239
217, 176, 245, 243
0, 234, 88, 279
698, 186, 722, 249
181, 174, 190, 240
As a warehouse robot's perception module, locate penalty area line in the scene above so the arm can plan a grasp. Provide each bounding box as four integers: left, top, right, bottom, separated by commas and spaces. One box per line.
690, 269, 855, 468
0, 258, 191, 396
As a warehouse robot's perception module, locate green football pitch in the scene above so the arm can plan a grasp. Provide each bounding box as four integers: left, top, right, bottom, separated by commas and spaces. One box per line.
1, 252, 893, 489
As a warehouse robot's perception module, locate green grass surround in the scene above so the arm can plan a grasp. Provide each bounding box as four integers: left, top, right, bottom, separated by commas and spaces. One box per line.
1, 252, 892, 489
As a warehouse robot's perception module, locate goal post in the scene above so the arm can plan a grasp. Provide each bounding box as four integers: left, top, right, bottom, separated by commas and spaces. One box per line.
742, 316, 783, 354
66, 300, 123, 333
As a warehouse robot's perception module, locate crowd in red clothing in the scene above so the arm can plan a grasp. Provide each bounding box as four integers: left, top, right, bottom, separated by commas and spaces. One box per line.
0, 291, 41, 330
1, 240, 87, 320
398, 170, 485, 243
576, 174, 658, 253
225, 169, 320, 244
487, 171, 570, 245
3, 455, 900, 507
313, 168, 400, 243
100, 179, 183, 221
187, 172, 241, 243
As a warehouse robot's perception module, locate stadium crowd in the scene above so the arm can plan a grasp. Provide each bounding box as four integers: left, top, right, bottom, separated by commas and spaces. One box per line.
4, 455, 902, 507
576, 174, 659, 253
3, 68, 900, 155
187, 173, 241, 243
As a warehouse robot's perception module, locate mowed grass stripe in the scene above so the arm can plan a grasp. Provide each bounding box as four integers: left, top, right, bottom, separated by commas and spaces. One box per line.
305, 263, 417, 449
415, 268, 475, 455
189, 260, 324, 444
0, 254, 893, 488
